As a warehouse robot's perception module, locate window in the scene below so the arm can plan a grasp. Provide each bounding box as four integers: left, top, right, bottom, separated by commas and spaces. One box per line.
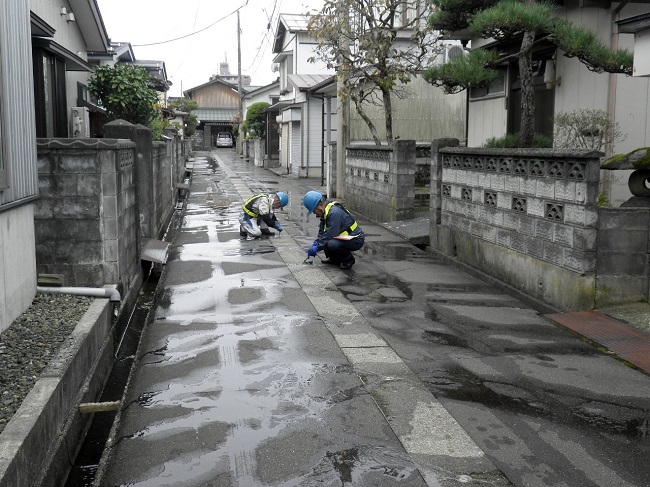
396, 0, 422, 28
469, 68, 506, 100
32, 48, 67, 138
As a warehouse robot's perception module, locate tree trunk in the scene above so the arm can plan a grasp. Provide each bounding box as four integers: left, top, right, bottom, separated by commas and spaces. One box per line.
518, 30, 536, 147
381, 86, 394, 143
352, 97, 382, 146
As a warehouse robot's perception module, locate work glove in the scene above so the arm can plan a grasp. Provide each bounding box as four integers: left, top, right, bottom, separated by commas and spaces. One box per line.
274, 221, 283, 232
307, 242, 319, 257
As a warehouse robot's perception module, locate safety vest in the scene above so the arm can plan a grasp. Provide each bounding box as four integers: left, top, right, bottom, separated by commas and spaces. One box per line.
324, 202, 358, 236
244, 194, 266, 217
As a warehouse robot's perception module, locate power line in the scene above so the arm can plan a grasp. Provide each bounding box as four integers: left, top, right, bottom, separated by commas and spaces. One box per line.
133, 1, 249, 47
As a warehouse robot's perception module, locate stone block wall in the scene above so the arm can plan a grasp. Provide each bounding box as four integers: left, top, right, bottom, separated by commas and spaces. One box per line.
35, 127, 187, 300
153, 141, 173, 238
345, 140, 416, 223
253, 139, 264, 167
189, 131, 204, 150
35, 138, 138, 293
431, 144, 602, 310
596, 208, 650, 306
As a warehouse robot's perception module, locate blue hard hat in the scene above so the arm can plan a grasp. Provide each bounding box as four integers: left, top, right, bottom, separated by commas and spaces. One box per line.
275, 192, 289, 208
303, 191, 323, 214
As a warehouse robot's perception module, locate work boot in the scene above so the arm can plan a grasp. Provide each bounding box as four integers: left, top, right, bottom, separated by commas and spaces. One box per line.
339, 256, 355, 269
260, 228, 275, 236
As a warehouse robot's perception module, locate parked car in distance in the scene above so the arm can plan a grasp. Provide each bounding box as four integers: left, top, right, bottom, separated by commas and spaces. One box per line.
216, 132, 234, 148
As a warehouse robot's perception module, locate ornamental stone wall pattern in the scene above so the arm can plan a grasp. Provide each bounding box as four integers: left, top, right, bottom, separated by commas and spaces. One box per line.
440, 148, 599, 272
430, 143, 603, 310
344, 140, 416, 223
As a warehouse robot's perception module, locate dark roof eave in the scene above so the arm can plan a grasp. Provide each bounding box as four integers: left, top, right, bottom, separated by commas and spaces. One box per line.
31, 37, 93, 71
618, 13, 650, 34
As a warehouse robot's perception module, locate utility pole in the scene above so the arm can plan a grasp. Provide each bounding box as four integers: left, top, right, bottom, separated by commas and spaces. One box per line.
237, 11, 243, 154
335, 9, 350, 199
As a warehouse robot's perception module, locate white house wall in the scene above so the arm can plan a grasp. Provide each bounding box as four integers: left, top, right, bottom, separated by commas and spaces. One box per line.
290, 121, 301, 176
1, 0, 38, 331
299, 95, 331, 177
351, 76, 467, 144
610, 29, 650, 206
31, 0, 89, 55
31, 0, 95, 137
555, 5, 650, 206
0, 206, 37, 332
467, 96, 507, 147
296, 39, 329, 73
281, 123, 290, 172
468, 5, 650, 154
554, 8, 611, 114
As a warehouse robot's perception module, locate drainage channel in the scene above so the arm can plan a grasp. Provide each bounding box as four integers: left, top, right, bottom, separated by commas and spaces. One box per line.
63, 266, 161, 487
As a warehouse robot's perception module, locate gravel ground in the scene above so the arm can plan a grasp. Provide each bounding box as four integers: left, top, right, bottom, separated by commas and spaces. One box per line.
0, 293, 93, 434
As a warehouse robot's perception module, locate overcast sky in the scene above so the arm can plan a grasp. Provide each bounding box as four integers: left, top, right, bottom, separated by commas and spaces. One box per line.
96, 0, 324, 98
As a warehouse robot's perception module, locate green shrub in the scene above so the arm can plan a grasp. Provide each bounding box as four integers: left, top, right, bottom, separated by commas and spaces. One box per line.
484, 133, 552, 148
243, 102, 271, 138
554, 109, 625, 151
89, 65, 160, 127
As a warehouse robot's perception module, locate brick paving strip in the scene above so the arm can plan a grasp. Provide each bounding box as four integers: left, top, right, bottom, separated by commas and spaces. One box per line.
546, 311, 650, 375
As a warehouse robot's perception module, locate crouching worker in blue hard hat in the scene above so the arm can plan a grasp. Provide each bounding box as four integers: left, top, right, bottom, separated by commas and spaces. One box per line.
239, 192, 289, 240
303, 191, 364, 269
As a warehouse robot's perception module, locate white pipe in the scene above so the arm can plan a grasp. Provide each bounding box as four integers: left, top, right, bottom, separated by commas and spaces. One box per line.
37, 286, 122, 303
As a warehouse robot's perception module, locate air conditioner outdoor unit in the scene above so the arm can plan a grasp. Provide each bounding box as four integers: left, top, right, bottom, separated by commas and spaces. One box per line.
70, 106, 90, 138
445, 45, 466, 64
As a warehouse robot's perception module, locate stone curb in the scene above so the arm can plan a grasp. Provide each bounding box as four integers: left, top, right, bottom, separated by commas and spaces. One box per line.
0, 297, 115, 487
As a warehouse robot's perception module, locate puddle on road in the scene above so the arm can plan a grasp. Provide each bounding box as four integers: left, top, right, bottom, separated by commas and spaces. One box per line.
423, 364, 649, 440
112, 309, 423, 486
101, 180, 429, 485
361, 241, 426, 261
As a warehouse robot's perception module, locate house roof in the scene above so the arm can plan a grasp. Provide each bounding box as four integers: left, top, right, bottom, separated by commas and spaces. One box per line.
109, 42, 136, 62
192, 108, 239, 123
68, 0, 111, 52
184, 77, 249, 97
273, 13, 310, 53
31, 37, 93, 71
307, 75, 337, 95
125, 59, 172, 91
243, 81, 280, 99
288, 74, 332, 91
266, 100, 300, 112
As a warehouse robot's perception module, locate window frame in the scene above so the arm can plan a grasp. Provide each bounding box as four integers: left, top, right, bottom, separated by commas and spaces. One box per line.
32, 47, 68, 138
469, 67, 507, 101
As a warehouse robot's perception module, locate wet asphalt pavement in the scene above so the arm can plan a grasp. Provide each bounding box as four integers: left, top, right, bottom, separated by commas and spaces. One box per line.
96, 150, 650, 487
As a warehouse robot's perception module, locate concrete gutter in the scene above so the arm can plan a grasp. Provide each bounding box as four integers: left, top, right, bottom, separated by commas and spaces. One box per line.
0, 298, 116, 487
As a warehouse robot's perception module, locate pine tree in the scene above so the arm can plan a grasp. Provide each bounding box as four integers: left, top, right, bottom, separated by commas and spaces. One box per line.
424, 0, 633, 147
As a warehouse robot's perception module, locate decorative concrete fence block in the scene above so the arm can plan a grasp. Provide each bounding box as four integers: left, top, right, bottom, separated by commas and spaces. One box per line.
430, 143, 604, 311
344, 140, 416, 222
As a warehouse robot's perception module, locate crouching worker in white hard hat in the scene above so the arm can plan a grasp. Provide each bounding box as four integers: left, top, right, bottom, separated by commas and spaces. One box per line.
239, 192, 289, 240
303, 191, 365, 269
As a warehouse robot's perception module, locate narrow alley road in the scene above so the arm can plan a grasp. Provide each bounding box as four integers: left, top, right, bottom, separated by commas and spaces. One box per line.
95, 150, 650, 487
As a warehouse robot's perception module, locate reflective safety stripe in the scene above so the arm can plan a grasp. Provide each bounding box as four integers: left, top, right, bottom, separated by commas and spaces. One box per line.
323, 202, 358, 236
244, 194, 263, 217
